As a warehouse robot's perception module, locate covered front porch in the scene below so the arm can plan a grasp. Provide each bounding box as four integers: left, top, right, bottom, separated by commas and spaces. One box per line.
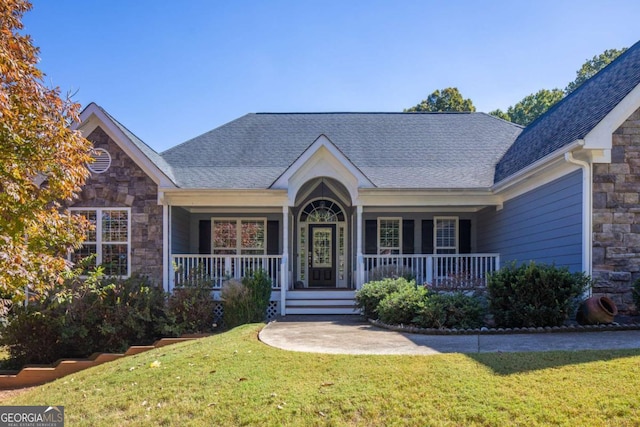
170, 252, 500, 315
164, 168, 504, 315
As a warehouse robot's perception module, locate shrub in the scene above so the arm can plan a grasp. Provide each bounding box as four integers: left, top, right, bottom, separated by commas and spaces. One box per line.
426, 271, 486, 292
367, 265, 416, 282
220, 279, 251, 329
242, 269, 272, 322
92, 275, 175, 352
220, 269, 272, 329
0, 271, 174, 368
415, 292, 485, 329
487, 261, 591, 328
168, 287, 217, 334
377, 285, 427, 325
168, 269, 217, 334
0, 308, 63, 368
355, 278, 416, 319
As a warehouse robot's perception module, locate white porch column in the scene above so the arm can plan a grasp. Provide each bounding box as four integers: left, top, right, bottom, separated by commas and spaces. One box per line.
356, 205, 364, 289
162, 202, 172, 293
280, 205, 289, 315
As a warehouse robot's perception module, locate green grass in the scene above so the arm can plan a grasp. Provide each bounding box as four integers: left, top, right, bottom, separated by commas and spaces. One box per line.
4, 324, 640, 426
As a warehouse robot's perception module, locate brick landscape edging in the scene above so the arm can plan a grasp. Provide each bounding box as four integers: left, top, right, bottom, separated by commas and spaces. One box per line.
0, 336, 206, 390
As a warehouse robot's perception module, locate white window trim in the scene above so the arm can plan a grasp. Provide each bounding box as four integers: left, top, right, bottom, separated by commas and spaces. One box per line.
211, 218, 267, 255
378, 217, 402, 255
434, 216, 459, 254
69, 207, 132, 278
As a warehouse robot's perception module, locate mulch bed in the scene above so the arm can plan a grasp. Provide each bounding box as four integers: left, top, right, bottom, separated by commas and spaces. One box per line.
370, 314, 640, 335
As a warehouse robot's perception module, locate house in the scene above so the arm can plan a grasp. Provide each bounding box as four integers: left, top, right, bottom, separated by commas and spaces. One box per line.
71, 39, 640, 316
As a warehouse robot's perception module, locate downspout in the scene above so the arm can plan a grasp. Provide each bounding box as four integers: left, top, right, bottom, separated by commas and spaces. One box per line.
565, 147, 592, 291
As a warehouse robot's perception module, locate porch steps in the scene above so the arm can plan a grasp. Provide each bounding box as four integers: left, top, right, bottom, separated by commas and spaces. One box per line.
285, 290, 359, 315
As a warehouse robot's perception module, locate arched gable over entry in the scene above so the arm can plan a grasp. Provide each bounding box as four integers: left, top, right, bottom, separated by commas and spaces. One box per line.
270, 134, 374, 206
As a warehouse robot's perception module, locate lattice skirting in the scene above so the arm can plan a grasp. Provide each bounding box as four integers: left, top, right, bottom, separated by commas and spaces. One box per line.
212, 300, 280, 323
212, 302, 225, 323
266, 300, 280, 320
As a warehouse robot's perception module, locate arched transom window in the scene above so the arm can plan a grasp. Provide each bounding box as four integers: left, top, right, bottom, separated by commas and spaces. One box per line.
300, 200, 345, 222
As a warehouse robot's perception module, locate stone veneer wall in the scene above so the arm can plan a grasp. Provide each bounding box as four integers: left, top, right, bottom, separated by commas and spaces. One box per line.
71, 126, 164, 286
592, 107, 640, 313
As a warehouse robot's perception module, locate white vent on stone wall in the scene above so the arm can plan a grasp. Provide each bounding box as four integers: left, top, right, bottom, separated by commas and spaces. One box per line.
88, 148, 112, 174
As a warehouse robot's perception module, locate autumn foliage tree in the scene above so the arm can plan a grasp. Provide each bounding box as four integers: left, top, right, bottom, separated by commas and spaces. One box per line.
0, 0, 92, 299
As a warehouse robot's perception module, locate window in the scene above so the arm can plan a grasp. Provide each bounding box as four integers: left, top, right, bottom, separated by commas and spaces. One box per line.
434, 217, 458, 254
378, 218, 401, 254
70, 208, 130, 276
300, 200, 345, 222
212, 219, 266, 255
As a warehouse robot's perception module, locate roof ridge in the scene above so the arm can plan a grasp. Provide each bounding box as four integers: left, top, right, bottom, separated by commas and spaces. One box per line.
253, 111, 477, 115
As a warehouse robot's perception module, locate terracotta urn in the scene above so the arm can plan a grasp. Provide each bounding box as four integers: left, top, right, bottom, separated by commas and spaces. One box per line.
576, 296, 618, 325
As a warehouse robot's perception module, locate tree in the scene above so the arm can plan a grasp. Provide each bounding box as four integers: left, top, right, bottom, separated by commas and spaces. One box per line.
488, 108, 510, 121
404, 87, 476, 112
496, 88, 565, 126
565, 48, 627, 94
0, 0, 92, 299
491, 47, 627, 125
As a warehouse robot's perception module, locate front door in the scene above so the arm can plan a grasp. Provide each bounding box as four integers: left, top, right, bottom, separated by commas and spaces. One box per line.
308, 224, 336, 287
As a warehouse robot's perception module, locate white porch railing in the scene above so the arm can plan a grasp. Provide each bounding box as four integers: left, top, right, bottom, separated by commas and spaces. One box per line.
171, 254, 282, 290
362, 254, 500, 287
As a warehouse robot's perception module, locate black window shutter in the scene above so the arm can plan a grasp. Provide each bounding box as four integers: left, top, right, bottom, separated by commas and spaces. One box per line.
459, 219, 471, 254
198, 220, 211, 254
421, 220, 434, 254
402, 220, 414, 254
364, 220, 377, 254
267, 221, 280, 255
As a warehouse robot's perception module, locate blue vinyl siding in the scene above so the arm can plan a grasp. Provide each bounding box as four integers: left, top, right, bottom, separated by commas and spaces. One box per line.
171, 207, 191, 253
478, 170, 583, 272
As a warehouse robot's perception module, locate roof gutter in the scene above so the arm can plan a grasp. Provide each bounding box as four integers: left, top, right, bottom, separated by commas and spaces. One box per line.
565, 150, 593, 281
492, 139, 585, 193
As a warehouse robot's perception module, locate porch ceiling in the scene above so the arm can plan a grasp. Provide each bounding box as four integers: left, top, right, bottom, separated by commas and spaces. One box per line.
162, 187, 502, 211
357, 189, 502, 211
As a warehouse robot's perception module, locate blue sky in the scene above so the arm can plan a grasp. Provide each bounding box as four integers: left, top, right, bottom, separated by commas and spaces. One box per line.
25, 0, 640, 152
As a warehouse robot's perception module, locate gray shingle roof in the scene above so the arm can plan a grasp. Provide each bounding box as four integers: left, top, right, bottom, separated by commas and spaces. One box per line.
495, 40, 640, 183
161, 113, 522, 189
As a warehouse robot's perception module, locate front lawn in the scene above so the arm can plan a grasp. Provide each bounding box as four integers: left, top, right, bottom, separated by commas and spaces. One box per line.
3, 324, 640, 426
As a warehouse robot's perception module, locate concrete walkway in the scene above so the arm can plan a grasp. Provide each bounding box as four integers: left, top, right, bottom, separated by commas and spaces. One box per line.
259, 315, 640, 355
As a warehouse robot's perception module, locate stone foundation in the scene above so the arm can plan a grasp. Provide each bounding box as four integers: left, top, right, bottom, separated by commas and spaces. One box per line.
592, 107, 640, 313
